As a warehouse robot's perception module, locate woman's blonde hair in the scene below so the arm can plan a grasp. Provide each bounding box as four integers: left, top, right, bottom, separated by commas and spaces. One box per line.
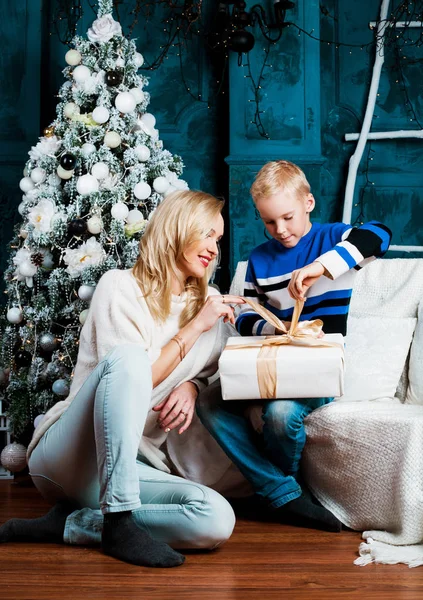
133, 190, 224, 327
250, 160, 310, 204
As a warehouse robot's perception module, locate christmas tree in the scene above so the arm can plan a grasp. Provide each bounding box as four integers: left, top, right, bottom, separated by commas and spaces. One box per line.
0, 0, 188, 448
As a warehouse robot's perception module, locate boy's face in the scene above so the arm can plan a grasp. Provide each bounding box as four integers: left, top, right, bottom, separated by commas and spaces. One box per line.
255, 191, 315, 248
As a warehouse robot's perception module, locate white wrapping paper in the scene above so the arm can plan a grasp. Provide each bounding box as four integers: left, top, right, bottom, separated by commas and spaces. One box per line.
219, 334, 345, 400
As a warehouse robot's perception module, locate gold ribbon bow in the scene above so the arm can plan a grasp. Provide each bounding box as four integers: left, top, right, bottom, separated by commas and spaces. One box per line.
228, 298, 343, 399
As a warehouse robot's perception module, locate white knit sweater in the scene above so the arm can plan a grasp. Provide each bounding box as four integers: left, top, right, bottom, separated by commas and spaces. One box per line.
27, 269, 248, 494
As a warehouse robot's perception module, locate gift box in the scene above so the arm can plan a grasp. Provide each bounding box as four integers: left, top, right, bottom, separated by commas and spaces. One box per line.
219, 333, 345, 400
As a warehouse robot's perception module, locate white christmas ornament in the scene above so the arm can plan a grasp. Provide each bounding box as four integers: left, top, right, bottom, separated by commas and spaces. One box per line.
48, 173, 62, 187
79, 309, 89, 325
91, 162, 109, 180
34, 414, 45, 429
164, 185, 176, 197
30, 167, 46, 184
0, 443, 27, 473
18, 201, 27, 216
134, 52, 144, 67
104, 131, 121, 148
65, 49, 82, 66
111, 202, 129, 220
57, 165, 74, 180
126, 209, 144, 224
134, 145, 150, 162
77, 174, 99, 195
115, 92, 136, 114
129, 88, 145, 104
7, 307, 23, 324
87, 215, 103, 234
78, 284, 96, 302
64, 102, 80, 118
73, 65, 91, 83
92, 106, 110, 124
141, 113, 156, 129
153, 176, 170, 194
134, 182, 151, 200
19, 177, 35, 193
81, 142, 96, 156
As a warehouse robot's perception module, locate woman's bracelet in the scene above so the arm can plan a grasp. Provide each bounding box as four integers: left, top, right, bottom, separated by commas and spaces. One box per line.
171, 334, 186, 362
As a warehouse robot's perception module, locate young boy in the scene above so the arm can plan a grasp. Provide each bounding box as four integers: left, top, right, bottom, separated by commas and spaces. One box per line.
197, 160, 392, 531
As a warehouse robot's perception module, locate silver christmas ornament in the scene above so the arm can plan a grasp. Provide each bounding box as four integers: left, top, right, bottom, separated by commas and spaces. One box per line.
39, 333, 59, 352
52, 379, 70, 397
1, 443, 27, 473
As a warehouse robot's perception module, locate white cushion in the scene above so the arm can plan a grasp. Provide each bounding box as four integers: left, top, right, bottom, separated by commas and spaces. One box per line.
338, 316, 416, 403
406, 299, 423, 405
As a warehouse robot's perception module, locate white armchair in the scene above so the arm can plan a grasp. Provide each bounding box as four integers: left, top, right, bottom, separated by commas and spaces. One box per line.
230, 258, 423, 551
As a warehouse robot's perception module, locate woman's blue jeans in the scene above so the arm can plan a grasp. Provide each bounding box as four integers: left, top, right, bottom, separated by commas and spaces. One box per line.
29, 345, 235, 550
196, 380, 331, 509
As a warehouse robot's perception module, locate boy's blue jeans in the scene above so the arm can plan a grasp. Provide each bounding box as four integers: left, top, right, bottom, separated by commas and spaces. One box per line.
196, 380, 332, 509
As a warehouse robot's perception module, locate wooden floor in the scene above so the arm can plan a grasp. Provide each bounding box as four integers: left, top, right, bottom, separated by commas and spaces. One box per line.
1, 479, 423, 599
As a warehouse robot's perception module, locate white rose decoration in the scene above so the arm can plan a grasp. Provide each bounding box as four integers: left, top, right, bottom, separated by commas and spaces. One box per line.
28, 199, 57, 240
28, 135, 62, 161
13, 248, 37, 288
63, 237, 106, 278
87, 14, 122, 43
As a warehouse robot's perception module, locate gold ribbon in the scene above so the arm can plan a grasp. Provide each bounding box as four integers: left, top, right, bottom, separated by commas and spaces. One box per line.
228, 298, 343, 399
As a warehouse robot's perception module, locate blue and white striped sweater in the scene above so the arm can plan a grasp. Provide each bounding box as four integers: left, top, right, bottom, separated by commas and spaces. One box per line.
236, 221, 392, 336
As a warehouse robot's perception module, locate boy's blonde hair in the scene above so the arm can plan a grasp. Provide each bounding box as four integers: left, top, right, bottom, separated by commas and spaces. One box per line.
132, 189, 224, 327
250, 160, 310, 204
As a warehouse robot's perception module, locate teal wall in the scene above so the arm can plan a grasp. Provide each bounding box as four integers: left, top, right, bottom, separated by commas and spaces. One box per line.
1, 0, 422, 288
228, 0, 423, 272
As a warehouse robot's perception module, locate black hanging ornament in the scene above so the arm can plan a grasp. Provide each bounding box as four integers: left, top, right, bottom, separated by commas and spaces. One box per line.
14, 350, 32, 368
68, 219, 87, 236
60, 153, 77, 170
105, 70, 123, 87
230, 30, 255, 53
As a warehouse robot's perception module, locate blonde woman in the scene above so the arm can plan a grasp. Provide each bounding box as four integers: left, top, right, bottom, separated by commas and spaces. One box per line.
0, 191, 245, 568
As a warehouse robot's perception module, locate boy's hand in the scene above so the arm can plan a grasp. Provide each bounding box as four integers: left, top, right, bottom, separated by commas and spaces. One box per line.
288, 262, 325, 301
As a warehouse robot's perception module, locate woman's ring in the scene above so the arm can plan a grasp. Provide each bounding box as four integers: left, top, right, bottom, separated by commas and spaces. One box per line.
180, 410, 188, 417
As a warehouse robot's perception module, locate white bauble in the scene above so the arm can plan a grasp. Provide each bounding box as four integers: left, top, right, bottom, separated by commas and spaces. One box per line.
87, 215, 103, 234
126, 209, 144, 224
79, 309, 89, 325
30, 167, 46, 184
63, 102, 80, 118
76, 174, 99, 196
134, 145, 150, 162
48, 173, 62, 187
141, 113, 156, 129
73, 65, 91, 83
19, 260, 37, 277
153, 176, 170, 194
81, 142, 96, 156
92, 106, 110, 124
34, 414, 45, 429
19, 177, 35, 193
115, 92, 137, 114
7, 307, 23, 324
52, 379, 70, 397
78, 284, 96, 302
134, 182, 151, 200
18, 201, 27, 216
19, 228, 28, 239
111, 202, 129, 220
129, 88, 145, 104
104, 131, 121, 148
0, 443, 27, 473
65, 49, 82, 66
134, 52, 144, 67
163, 185, 177, 198
57, 165, 74, 180
91, 162, 109, 180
